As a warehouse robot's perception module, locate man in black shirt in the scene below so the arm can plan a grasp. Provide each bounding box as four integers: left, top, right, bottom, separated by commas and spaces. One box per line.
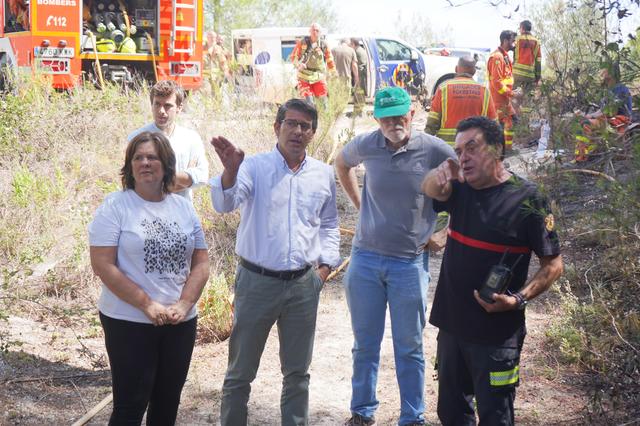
422, 116, 563, 425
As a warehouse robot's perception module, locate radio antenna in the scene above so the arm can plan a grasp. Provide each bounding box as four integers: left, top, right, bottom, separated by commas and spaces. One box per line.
498, 249, 510, 265
511, 254, 524, 269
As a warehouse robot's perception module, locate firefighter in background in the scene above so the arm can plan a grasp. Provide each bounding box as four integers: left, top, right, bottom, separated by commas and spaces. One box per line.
426, 55, 498, 145
574, 66, 633, 161
204, 31, 230, 80
488, 30, 519, 151
513, 20, 542, 115
204, 30, 230, 97
351, 38, 368, 116
290, 23, 336, 106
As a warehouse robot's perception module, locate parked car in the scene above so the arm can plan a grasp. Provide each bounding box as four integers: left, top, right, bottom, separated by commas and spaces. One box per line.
420, 46, 489, 94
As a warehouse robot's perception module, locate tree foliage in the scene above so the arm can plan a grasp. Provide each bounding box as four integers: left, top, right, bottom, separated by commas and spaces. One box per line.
531, 0, 606, 111
528, 0, 639, 113
394, 10, 453, 48
205, 0, 337, 37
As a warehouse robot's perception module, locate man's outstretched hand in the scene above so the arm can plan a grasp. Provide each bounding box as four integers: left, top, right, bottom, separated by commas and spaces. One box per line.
211, 136, 244, 173
211, 136, 244, 189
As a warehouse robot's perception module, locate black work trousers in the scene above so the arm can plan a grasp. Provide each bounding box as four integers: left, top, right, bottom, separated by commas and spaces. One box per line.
436, 328, 525, 426
100, 313, 197, 426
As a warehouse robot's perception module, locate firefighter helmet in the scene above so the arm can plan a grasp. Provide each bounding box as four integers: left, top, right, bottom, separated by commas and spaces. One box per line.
118, 37, 136, 54
96, 38, 116, 53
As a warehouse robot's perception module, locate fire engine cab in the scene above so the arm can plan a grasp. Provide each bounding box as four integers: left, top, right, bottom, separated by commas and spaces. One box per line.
0, 0, 203, 89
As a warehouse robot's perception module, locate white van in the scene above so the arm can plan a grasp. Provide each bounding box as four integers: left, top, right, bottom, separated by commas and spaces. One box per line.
231, 27, 307, 103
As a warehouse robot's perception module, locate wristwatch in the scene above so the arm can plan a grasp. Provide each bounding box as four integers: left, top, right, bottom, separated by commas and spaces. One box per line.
513, 292, 528, 310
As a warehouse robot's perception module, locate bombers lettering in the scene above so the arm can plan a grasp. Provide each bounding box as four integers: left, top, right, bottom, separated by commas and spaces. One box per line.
37, 0, 77, 6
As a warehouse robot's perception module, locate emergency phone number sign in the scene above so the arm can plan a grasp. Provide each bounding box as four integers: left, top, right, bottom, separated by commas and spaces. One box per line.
33, 0, 80, 33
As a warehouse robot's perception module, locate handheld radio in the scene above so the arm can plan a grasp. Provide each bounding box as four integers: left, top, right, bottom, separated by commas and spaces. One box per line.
478, 251, 524, 304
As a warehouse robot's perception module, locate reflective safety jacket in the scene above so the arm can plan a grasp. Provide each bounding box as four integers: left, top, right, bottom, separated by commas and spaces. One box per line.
290, 38, 336, 83
513, 33, 541, 82
425, 76, 497, 144
488, 47, 514, 112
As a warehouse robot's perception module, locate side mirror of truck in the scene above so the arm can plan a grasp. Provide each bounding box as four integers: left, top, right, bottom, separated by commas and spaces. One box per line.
410, 50, 419, 62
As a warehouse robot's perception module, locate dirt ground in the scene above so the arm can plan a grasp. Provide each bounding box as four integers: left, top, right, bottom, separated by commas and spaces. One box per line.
0, 108, 590, 425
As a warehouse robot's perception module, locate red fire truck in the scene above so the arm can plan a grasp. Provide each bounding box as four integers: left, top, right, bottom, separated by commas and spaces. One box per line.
0, 0, 203, 89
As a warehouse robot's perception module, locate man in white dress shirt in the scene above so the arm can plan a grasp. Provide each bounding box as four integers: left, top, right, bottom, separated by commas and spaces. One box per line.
209, 98, 340, 426
128, 80, 209, 202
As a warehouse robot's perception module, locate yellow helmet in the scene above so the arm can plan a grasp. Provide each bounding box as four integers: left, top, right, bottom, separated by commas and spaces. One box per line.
96, 38, 116, 52
118, 37, 136, 54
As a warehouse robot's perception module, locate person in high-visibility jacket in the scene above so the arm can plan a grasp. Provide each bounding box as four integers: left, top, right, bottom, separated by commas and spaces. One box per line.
513, 20, 542, 116
513, 21, 541, 90
426, 56, 498, 145
290, 23, 336, 106
488, 30, 518, 150
574, 66, 633, 161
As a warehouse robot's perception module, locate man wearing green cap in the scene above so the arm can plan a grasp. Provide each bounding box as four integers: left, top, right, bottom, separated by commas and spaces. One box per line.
336, 86, 455, 425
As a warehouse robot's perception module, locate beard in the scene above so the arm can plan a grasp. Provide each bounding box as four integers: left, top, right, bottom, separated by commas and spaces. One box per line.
382, 126, 409, 144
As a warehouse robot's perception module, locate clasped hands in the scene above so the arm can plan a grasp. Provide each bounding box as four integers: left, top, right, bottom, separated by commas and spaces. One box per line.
142, 300, 193, 326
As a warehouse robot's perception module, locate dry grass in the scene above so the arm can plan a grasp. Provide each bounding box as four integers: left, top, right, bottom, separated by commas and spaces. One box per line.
0, 74, 349, 348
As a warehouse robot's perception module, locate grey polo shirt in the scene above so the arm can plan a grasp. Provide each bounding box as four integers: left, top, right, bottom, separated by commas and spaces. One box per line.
342, 129, 455, 258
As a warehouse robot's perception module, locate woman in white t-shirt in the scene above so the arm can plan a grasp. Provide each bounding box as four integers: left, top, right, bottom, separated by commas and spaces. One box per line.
89, 131, 209, 425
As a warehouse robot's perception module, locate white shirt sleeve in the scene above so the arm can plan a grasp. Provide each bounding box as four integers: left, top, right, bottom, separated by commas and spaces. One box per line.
88, 193, 122, 246
209, 158, 255, 213
184, 133, 209, 188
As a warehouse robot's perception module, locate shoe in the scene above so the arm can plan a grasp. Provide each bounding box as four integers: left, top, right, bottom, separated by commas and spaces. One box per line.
345, 414, 376, 425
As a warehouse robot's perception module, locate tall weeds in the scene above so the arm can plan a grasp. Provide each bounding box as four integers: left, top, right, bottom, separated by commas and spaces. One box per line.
0, 73, 349, 348
539, 77, 640, 419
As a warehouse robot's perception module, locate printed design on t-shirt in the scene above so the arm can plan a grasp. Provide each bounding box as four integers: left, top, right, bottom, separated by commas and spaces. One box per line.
141, 218, 188, 274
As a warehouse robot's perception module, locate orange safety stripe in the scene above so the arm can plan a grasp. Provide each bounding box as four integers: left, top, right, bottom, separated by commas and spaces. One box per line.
448, 229, 531, 254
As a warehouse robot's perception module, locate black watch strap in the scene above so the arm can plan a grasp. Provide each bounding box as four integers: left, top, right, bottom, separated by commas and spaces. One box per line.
513, 292, 528, 310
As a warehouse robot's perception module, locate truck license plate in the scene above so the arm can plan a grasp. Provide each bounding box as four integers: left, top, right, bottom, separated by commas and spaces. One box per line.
34, 47, 74, 58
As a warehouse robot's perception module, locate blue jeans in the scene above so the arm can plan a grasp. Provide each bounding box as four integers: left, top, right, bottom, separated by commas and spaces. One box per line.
344, 246, 430, 425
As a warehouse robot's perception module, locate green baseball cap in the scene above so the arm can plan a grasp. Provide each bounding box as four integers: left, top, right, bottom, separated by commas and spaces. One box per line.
373, 87, 411, 118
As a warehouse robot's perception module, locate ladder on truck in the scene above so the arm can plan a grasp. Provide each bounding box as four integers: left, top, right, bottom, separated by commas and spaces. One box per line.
170, 0, 196, 55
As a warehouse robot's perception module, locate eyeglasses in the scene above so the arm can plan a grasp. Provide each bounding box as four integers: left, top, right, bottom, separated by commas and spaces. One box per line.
281, 119, 314, 133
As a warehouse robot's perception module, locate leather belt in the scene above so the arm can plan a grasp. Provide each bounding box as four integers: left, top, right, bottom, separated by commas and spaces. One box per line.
239, 258, 311, 280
